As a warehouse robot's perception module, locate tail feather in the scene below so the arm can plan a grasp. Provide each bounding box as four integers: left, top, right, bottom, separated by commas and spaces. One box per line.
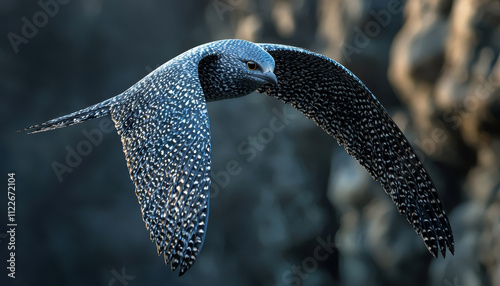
21, 97, 116, 134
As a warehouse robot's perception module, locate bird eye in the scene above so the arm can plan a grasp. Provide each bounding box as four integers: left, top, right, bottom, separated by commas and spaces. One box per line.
246, 61, 258, 70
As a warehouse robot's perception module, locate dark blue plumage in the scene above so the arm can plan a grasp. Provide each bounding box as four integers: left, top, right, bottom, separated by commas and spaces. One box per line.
23, 39, 454, 275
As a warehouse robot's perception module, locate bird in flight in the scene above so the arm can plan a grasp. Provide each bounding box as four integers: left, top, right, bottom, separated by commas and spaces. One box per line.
23, 39, 454, 275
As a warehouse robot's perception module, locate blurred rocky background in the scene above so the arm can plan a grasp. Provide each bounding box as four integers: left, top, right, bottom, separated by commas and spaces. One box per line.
1, 0, 499, 285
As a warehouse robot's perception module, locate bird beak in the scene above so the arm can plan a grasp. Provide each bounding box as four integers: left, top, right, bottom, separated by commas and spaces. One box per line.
255, 72, 278, 86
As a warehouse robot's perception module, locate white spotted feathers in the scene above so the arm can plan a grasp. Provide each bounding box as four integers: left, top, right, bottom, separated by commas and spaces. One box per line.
24, 39, 453, 275
257, 44, 454, 258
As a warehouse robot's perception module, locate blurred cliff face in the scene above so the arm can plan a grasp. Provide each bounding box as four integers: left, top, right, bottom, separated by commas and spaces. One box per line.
388, 1, 500, 285
1, 0, 499, 286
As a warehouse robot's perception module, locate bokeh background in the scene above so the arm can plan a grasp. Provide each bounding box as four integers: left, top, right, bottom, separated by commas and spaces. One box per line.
1, 0, 499, 285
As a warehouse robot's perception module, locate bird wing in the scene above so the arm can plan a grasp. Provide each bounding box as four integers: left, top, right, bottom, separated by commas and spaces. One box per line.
109, 71, 211, 275
258, 44, 454, 258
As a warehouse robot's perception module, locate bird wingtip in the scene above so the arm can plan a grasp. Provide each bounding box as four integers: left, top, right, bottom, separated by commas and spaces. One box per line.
16, 125, 37, 134
178, 266, 188, 277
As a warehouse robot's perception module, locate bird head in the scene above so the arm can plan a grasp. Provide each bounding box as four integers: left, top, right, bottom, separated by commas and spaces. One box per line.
199, 39, 277, 102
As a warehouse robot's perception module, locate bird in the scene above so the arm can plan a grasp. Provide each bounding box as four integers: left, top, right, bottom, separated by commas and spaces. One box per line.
23, 39, 454, 275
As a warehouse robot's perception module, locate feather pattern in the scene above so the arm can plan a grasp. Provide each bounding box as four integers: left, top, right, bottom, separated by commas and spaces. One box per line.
109, 52, 213, 275
257, 44, 454, 257
23, 40, 454, 276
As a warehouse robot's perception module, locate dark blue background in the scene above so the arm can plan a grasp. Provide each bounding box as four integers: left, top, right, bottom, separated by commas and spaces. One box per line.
1, 0, 499, 285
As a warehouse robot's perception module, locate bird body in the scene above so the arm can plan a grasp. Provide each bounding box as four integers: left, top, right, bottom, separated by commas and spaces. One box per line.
23, 39, 454, 275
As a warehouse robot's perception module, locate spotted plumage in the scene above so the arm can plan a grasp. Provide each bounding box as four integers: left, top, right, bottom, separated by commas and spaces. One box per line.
23, 39, 453, 275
